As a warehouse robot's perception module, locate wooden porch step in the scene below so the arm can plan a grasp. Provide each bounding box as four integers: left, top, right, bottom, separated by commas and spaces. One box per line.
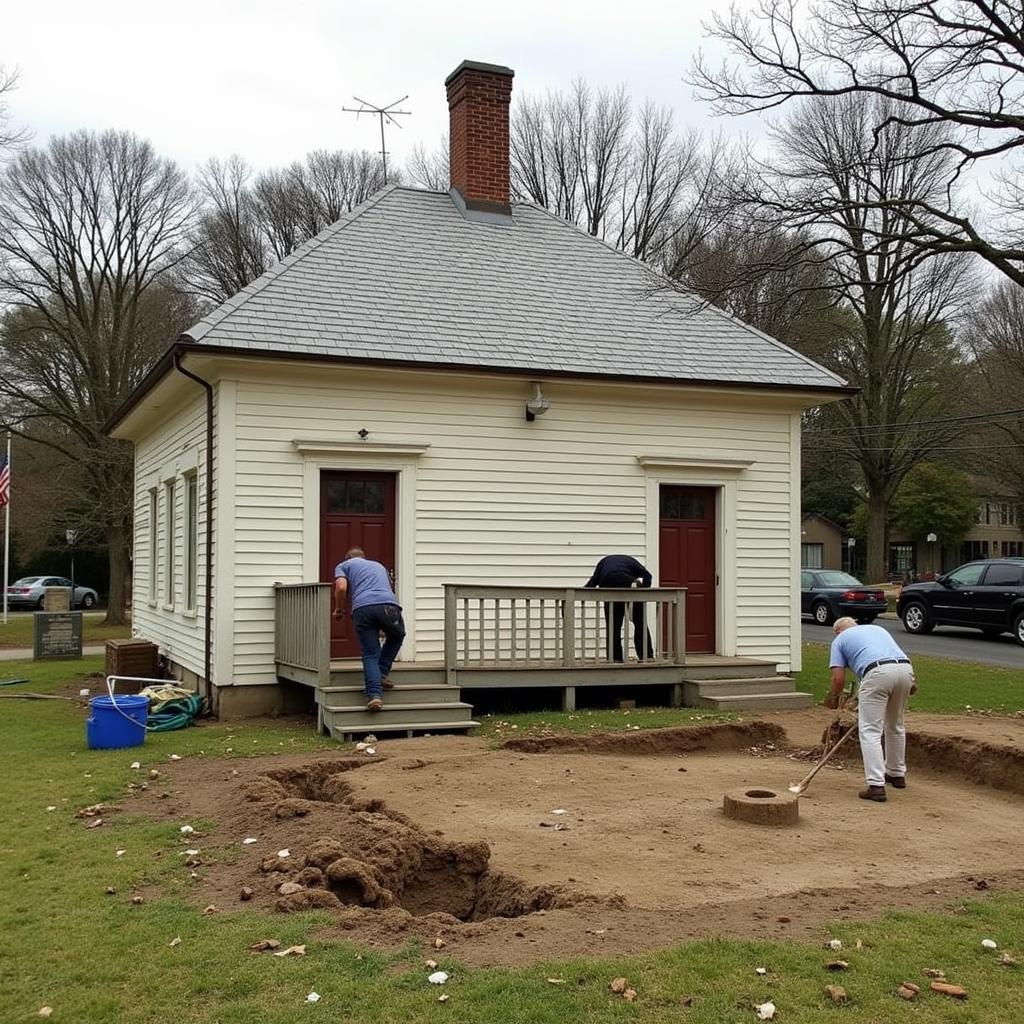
319, 684, 462, 705
323, 701, 476, 729
694, 691, 814, 711
328, 664, 446, 686
682, 676, 798, 700
681, 658, 780, 680
328, 719, 481, 740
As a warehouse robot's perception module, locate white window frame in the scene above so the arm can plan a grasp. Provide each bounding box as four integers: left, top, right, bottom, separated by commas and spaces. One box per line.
163, 478, 176, 609
147, 487, 159, 605
184, 471, 199, 614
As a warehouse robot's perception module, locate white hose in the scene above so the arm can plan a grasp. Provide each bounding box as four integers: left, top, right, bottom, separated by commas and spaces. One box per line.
104, 675, 165, 733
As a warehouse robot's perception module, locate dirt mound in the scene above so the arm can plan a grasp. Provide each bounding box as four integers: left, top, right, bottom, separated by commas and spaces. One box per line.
908, 734, 1024, 794
501, 720, 787, 755
240, 763, 586, 922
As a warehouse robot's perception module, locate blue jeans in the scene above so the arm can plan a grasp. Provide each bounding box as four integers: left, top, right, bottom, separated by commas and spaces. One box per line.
351, 603, 406, 700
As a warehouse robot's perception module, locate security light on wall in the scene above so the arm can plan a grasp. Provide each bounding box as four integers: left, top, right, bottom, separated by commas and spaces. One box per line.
525, 381, 550, 421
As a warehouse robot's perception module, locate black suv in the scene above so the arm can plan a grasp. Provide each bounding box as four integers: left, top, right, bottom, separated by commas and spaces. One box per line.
897, 558, 1024, 645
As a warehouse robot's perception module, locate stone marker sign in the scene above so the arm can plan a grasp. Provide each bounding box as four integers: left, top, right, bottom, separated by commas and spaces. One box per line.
43, 586, 72, 612
34, 611, 84, 660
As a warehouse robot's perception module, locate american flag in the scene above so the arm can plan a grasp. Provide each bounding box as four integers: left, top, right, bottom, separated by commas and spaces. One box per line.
0, 452, 9, 508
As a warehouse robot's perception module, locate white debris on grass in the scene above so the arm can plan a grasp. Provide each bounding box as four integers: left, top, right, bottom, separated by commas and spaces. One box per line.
305, 992, 321, 1003
179, 825, 194, 835
242, 837, 258, 845
826, 939, 842, 950
755, 967, 767, 976
428, 971, 449, 985
130, 762, 141, 770
277, 849, 290, 858
982, 939, 998, 950
169, 754, 182, 760
169, 936, 181, 948
79, 688, 90, 696
355, 742, 367, 751
115, 849, 126, 857
183, 849, 200, 857
551, 809, 567, 815
46, 806, 56, 812
756, 1001, 776, 1020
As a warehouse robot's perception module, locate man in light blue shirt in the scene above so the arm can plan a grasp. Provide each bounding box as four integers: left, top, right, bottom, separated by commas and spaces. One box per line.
333, 547, 404, 711
826, 617, 916, 803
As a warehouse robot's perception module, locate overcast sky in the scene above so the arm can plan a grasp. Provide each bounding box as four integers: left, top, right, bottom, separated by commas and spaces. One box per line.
5, 0, 744, 172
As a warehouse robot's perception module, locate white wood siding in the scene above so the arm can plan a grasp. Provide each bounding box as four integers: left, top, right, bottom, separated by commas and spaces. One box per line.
131, 391, 210, 678
226, 365, 804, 685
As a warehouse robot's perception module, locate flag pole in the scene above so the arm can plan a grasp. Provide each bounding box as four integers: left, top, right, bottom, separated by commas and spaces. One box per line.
2, 433, 10, 625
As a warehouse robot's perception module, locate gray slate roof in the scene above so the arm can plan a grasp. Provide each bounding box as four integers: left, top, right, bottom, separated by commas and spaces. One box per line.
185, 185, 847, 391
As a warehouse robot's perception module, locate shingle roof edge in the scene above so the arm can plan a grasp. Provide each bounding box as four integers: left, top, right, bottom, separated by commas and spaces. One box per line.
518, 198, 849, 390
184, 183, 403, 342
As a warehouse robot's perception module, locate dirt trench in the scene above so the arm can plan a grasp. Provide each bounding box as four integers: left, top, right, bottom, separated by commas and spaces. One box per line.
242, 762, 585, 922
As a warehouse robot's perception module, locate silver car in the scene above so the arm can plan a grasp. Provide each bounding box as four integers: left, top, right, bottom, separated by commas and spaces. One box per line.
5, 576, 99, 610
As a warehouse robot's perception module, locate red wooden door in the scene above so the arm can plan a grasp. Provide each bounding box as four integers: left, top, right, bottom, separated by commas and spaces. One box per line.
320, 471, 397, 659
659, 486, 716, 653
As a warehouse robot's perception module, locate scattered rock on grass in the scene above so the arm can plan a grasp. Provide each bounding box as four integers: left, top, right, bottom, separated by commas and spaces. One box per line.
825, 985, 847, 1004
930, 981, 968, 999
896, 982, 919, 1001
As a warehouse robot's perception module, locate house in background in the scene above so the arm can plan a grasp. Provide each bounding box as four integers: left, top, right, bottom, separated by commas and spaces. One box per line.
890, 489, 1024, 578
800, 514, 844, 570
108, 60, 851, 733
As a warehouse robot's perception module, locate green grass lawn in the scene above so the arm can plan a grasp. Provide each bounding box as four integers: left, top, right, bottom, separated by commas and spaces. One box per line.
2, 657, 1023, 1022
0, 611, 131, 649
474, 705, 734, 741
795, 643, 1024, 714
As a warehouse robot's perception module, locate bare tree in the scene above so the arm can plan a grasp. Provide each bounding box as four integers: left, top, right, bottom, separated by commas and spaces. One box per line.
0, 130, 197, 622
692, 0, 1024, 284
0, 65, 27, 154
972, 280, 1024, 501
185, 149, 387, 302
184, 156, 269, 303
407, 139, 449, 192
767, 94, 976, 580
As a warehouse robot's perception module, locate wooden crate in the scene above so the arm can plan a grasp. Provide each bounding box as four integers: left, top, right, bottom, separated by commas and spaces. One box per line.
105, 639, 159, 693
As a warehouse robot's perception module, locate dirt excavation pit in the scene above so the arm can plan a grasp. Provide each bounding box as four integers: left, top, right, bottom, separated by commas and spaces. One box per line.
237, 762, 583, 923
144, 717, 1024, 965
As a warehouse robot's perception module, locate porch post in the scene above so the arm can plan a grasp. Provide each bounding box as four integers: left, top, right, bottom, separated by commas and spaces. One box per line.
673, 589, 687, 666
317, 584, 331, 689
444, 584, 458, 686
561, 589, 576, 668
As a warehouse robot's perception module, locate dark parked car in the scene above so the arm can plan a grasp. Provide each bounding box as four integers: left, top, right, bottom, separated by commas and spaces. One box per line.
800, 570, 887, 626
897, 557, 1024, 645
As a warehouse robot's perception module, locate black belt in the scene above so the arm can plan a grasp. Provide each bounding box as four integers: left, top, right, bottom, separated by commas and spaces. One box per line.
863, 658, 911, 674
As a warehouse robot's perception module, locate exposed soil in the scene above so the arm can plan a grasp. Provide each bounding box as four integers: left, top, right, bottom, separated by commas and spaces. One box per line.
136, 712, 1024, 967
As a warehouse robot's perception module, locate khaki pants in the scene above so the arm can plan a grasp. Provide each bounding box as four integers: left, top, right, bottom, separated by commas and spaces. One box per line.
858, 663, 914, 787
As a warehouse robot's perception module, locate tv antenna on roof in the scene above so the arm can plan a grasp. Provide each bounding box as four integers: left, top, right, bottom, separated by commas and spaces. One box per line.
342, 94, 411, 185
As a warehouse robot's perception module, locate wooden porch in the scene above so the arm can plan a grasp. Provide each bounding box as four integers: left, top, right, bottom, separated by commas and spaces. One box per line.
274, 582, 811, 739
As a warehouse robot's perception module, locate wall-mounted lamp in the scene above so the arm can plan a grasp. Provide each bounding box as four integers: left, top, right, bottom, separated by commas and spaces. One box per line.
525, 381, 550, 422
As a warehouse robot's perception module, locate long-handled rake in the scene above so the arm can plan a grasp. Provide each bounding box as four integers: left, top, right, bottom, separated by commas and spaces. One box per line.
788, 723, 858, 794
788, 690, 859, 795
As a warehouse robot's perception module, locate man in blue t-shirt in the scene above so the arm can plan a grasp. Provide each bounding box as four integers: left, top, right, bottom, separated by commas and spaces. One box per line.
333, 547, 405, 711
826, 616, 916, 803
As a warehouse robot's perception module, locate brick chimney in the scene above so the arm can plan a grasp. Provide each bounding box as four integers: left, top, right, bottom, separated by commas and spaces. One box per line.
445, 60, 515, 216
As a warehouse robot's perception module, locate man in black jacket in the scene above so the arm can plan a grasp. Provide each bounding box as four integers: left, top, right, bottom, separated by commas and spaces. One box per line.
584, 554, 656, 662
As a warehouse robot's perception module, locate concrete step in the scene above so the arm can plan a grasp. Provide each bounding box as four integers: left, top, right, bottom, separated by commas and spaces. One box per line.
694, 691, 814, 711
319, 684, 462, 705
329, 719, 480, 740
682, 659, 779, 680
329, 665, 446, 686
323, 701, 476, 729
683, 676, 797, 700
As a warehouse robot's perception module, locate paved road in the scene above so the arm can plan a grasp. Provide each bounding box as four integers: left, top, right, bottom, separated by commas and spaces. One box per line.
802, 617, 1024, 669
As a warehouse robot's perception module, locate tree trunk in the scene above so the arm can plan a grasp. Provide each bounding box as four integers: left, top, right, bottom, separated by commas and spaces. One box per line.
865, 492, 889, 584
104, 522, 130, 626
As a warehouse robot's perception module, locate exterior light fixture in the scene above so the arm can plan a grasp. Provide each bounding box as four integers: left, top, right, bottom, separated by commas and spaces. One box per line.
525, 381, 550, 422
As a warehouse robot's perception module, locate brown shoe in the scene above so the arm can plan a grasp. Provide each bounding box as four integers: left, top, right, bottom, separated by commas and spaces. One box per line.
367, 698, 384, 712
859, 785, 887, 802
381, 676, 395, 690
885, 774, 906, 789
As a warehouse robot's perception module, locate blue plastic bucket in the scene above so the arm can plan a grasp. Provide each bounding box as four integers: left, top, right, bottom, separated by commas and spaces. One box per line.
86, 695, 148, 750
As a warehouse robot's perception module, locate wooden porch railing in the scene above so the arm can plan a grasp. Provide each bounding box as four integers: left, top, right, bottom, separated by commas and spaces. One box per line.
443, 585, 686, 685
274, 582, 331, 689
